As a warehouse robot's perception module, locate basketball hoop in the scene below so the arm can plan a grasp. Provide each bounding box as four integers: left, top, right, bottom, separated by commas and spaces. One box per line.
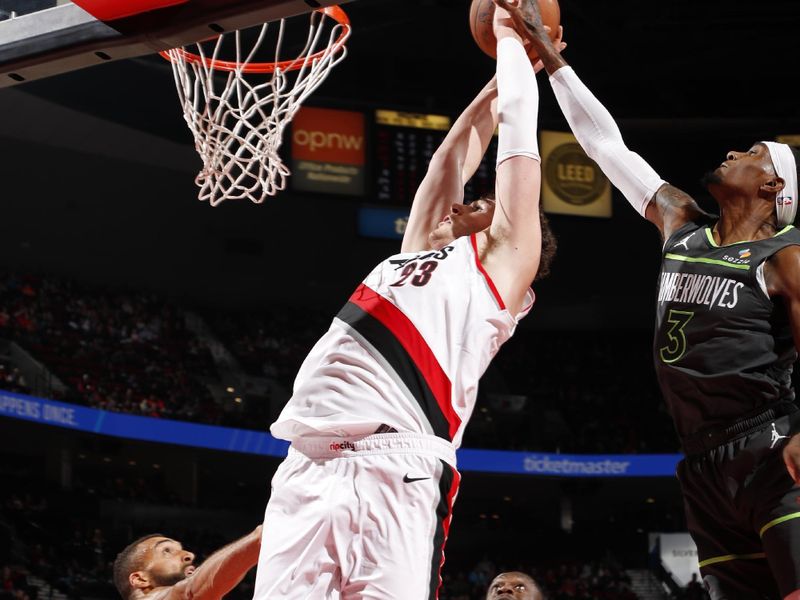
160, 6, 350, 206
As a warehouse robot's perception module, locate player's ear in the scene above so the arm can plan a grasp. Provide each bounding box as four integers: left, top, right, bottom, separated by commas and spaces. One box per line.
129, 571, 151, 591
761, 176, 785, 195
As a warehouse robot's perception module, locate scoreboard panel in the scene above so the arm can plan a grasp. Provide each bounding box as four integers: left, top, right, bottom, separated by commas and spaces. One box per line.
372, 109, 498, 207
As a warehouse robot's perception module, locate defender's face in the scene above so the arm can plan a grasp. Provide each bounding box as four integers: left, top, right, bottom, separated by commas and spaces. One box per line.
428, 199, 495, 250
486, 572, 542, 600
712, 143, 777, 194
138, 537, 196, 587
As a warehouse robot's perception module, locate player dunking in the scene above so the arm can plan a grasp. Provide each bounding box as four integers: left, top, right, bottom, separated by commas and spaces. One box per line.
502, 2, 800, 599
252, 2, 556, 598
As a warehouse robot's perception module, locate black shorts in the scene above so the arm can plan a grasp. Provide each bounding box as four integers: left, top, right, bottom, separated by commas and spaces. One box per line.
677, 408, 800, 600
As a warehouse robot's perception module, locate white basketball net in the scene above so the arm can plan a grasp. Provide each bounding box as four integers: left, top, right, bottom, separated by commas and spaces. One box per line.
164, 9, 350, 206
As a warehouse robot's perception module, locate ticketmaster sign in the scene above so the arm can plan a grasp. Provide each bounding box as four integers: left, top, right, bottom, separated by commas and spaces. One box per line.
0, 391, 681, 477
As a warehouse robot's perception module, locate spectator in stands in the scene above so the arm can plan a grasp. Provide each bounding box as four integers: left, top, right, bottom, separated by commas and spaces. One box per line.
684, 573, 707, 600
112, 526, 261, 600
486, 572, 543, 600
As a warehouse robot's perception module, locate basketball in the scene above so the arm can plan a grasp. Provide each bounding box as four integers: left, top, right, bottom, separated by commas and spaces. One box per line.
469, 0, 561, 61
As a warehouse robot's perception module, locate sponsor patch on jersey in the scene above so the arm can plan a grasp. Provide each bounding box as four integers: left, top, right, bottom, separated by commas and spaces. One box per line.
722, 251, 750, 265
329, 441, 357, 452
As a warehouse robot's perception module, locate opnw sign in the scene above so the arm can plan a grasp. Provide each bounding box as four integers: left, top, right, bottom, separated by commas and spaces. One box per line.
292, 106, 365, 196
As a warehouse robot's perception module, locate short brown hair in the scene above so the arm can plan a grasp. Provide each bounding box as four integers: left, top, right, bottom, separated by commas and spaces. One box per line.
112, 534, 164, 599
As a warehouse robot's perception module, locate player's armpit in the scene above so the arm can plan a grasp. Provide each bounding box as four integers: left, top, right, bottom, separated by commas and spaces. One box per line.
765, 246, 800, 350
482, 155, 543, 315
649, 184, 708, 239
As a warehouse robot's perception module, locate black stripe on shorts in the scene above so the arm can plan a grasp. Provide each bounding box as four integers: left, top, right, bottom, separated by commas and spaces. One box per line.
428, 460, 456, 600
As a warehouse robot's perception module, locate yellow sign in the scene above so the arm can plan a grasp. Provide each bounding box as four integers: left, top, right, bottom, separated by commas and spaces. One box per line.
776, 135, 800, 148
375, 110, 451, 131
541, 130, 611, 218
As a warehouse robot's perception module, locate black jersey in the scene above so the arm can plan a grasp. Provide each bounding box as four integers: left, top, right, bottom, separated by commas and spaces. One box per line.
653, 219, 800, 440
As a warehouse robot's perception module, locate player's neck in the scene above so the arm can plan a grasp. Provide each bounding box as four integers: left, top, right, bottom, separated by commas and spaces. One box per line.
713, 210, 778, 245
131, 587, 170, 600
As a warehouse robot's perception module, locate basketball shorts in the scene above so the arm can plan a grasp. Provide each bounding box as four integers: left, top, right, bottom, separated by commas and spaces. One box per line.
252, 432, 460, 600
677, 408, 800, 599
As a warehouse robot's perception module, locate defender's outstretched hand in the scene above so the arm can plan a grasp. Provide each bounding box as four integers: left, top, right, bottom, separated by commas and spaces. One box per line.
493, 0, 567, 75
494, 0, 548, 44
532, 26, 565, 73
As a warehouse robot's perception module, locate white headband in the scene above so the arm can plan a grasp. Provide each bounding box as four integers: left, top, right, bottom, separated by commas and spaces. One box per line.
761, 141, 798, 226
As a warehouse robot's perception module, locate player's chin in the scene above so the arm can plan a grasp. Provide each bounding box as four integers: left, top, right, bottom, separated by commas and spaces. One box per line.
429, 228, 455, 249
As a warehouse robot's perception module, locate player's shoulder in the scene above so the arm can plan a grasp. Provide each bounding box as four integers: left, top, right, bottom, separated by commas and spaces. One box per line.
766, 242, 800, 298
777, 224, 800, 243
654, 184, 713, 240
662, 213, 715, 249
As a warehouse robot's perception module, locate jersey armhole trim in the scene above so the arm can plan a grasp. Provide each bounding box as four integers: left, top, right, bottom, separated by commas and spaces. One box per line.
470, 234, 506, 311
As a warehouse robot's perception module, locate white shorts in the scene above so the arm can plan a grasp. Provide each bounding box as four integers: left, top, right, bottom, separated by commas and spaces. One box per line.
253, 433, 461, 600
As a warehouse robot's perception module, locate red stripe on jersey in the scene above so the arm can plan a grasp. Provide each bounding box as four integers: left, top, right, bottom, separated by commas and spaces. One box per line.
434, 466, 461, 599
470, 234, 506, 310
349, 284, 460, 440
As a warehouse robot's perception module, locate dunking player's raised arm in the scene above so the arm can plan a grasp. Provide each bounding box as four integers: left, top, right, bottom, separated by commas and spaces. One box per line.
400, 77, 499, 253
476, 0, 546, 315
503, 4, 710, 240
401, 19, 563, 255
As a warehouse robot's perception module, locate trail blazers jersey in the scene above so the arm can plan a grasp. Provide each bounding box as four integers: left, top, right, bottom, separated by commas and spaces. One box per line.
271, 234, 534, 450
654, 219, 800, 440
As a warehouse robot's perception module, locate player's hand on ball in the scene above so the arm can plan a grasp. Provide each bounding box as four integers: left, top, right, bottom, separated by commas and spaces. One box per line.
532, 25, 565, 73
783, 432, 800, 484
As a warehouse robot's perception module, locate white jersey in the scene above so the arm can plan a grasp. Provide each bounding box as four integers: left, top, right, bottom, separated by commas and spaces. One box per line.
271, 234, 534, 449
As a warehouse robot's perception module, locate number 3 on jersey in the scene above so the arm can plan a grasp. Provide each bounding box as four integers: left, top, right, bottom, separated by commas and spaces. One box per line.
390, 261, 439, 287
659, 309, 694, 364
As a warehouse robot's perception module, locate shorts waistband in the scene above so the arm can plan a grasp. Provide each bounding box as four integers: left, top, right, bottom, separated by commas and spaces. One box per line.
682, 401, 799, 455
289, 432, 457, 466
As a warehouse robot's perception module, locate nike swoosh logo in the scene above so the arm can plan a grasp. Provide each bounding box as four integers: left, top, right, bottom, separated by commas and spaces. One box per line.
403, 474, 431, 483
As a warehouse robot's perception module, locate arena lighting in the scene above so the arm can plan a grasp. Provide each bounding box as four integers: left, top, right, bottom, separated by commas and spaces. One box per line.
226, 387, 235, 393
0, 391, 684, 477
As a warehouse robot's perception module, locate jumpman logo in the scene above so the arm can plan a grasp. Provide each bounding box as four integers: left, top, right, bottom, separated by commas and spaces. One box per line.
770, 422, 790, 449
673, 232, 696, 251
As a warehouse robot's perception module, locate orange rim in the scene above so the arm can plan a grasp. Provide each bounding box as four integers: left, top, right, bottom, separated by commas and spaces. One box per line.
159, 5, 350, 73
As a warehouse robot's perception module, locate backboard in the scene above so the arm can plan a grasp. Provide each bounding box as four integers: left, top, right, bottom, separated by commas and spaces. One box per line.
0, 0, 348, 88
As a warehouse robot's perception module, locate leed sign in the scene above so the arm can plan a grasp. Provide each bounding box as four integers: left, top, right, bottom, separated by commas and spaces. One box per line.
291, 107, 365, 195
541, 130, 611, 218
